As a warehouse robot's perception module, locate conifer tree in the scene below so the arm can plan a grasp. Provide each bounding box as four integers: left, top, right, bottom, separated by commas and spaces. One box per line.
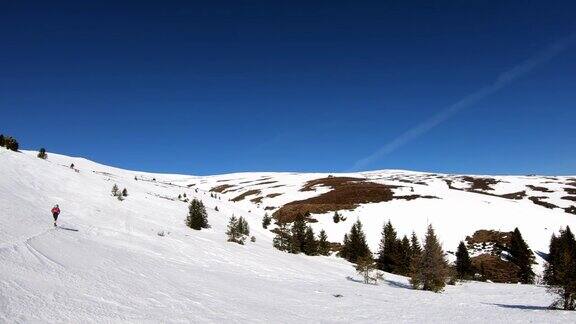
290, 215, 307, 253
317, 229, 330, 256
356, 256, 383, 284
3, 136, 19, 151
339, 220, 371, 263
273, 222, 292, 252
410, 225, 449, 292
397, 235, 412, 276
377, 220, 399, 273
186, 199, 209, 230
262, 213, 272, 229
37, 148, 48, 159
0, 134, 4, 147
455, 241, 473, 280
122, 188, 128, 197
333, 211, 341, 223
509, 228, 535, 284
111, 184, 119, 196
544, 226, 576, 310
303, 226, 318, 255
227, 215, 246, 244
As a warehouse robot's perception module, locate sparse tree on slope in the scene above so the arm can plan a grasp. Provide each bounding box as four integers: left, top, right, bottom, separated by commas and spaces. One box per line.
339, 220, 371, 263
273, 222, 292, 252
227, 215, 247, 245
303, 226, 318, 256
377, 220, 399, 273
37, 148, 48, 159
317, 229, 331, 256
397, 235, 412, 276
544, 226, 576, 310
111, 184, 119, 196
186, 199, 209, 230
262, 213, 272, 229
456, 241, 473, 280
509, 228, 535, 284
411, 225, 449, 292
291, 215, 307, 254
356, 256, 383, 284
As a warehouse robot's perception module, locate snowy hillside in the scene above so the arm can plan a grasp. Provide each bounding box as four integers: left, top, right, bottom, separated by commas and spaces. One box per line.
1, 148, 575, 322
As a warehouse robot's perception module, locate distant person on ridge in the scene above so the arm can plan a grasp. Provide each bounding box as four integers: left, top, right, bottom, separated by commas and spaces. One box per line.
51, 205, 61, 227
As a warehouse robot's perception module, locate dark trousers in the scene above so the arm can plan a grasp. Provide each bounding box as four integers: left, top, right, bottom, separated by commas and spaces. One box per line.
53, 212, 59, 222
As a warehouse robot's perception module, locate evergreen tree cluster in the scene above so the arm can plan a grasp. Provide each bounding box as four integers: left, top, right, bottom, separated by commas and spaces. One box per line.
339, 220, 371, 263
111, 184, 128, 201
272, 215, 330, 256
410, 225, 450, 292
332, 211, 346, 223
376, 221, 421, 276
262, 213, 272, 229
0, 134, 19, 151
226, 215, 250, 245
37, 148, 48, 159
544, 226, 576, 310
186, 199, 209, 230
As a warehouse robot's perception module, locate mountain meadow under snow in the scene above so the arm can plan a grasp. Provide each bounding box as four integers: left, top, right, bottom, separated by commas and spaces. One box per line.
1, 148, 576, 322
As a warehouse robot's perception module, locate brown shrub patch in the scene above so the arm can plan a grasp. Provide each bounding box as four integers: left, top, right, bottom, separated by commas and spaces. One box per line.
565, 187, 576, 195
266, 193, 282, 198
231, 189, 261, 202
565, 206, 576, 215
461, 176, 500, 191
250, 196, 263, 204
446, 179, 525, 200
561, 196, 576, 202
299, 176, 365, 192
528, 196, 558, 209
498, 191, 527, 200
466, 230, 512, 246
210, 184, 235, 193
527, 185, 553, 193
395, 195, 439, 201
216, 179, 231, 183
269, 184, 286, 189
252, 180, 278, 186
274, 180, 397, 223
264, 206, 276, 211
471, 254, 520, 283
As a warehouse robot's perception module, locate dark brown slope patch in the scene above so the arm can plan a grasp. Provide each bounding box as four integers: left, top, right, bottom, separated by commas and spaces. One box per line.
561, 196, 576, 202
565, 187, 576, 195
252, 180, 278, 186
565, 206, 576, 215
210, 184, 235, 193
445, 180, 526, 200
231, 189, 261, 202
250, 196, 263, 204
300, 176, 365, 192
266, 193, 282, 198
526, 185, 553, 193
461, 176, 500, 191
528, 196, 558, 210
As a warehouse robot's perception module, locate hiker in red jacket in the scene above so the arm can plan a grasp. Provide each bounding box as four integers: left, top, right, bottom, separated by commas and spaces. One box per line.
51, 205, 60, 227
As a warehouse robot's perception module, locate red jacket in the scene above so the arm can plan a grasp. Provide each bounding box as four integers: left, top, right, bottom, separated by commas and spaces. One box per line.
51, 207, 60, 214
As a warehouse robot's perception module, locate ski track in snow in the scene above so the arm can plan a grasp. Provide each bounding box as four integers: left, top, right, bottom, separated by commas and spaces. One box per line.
0, 149, 575, 322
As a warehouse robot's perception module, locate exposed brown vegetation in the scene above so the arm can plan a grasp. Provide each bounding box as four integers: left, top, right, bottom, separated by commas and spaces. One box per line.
565, 187, 576, 195
250, 196, 263, 204
216, 179, 231, 183
268, 184, 286, 189
445, 180, 526, 200
299, 177, 365, 192
528, 196, 559, 210
231, 189, 261, 202
471, 254, 520, 283
264, 206, 276, 211
565, 206, 576, 215
461, 176, 500, 191
210, 184, 235, 193
395, 195, 438, 201
466, 230, 512, 246
266, 193, 282, 198
252, 180, 278, 186
526, 185, 553, 193
561, 196, 576, 202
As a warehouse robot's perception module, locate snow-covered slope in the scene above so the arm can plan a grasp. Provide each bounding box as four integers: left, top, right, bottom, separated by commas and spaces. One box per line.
1, 148, 575, 322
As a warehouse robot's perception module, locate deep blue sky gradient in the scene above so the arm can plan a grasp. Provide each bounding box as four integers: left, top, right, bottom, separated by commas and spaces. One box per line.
1, 0, 575, 175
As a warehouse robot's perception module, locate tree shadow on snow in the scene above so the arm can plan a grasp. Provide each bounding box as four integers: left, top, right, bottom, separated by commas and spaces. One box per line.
488, 303, 550, 311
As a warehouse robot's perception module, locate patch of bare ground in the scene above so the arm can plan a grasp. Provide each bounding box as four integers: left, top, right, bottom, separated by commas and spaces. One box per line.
466, 230, 511, 246
460, 176, 500, 191
274, 177, 436, 223
266, 193, 282, 198
565, 187, 576, 195
231, 189, 261, 202
216, 179, 231, 183
471, 254, 520, 283
562, 196, 576, 202
398, 179, 428, 186
526, 185, 553, 193
269, 184, 286, 189
252, 180, 278, 186
186, 184, 196, 187
250, 196, 263, 204
264, 206, 276, 211
565, 206, 576, 215
528, 196, 559, 210
445, 180, 526, 200
210, 184, 235, 193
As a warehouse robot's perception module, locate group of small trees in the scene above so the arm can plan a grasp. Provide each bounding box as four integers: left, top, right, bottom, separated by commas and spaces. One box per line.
262, 213, 272, 229
226, 215, 250, 244
37, 148, 48, 159
0, 134, 19, 151
544, 226, 576, 310
186, 198, 209, 230
272, 215, 330, 256
111, 184, 128, 201
332, 211, 346, 223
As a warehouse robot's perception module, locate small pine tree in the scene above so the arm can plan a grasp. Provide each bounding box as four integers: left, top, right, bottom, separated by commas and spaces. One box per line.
111, 184, 119, 196
273, 222, 292, 252
262, 213, 272, 229
544, 226, 576, 310
410, 225, 449, 292
397, 235, 412, 276
178, 194, 182, 199
455, 241, 473, 280
250, 236, 256, 243
122, 188, 128, 197
290, 215, 307, 254
226, 215, 244, 244
333, 211, 341, 223
303, 226, 318, 256
509, 228, 535, 284
0, 134, 4, 147
356, 256, 383, 284
117, 193, 124, 201
317, 229, 331, 256
183, 193, 187, 198
70, 163, 75, 169
186, 199, 209, 230
214, 206, 219, 211
377, 220, 399, 273
4, 136, 19, 151
339, 220, 371, 263
37, 148, 48, 159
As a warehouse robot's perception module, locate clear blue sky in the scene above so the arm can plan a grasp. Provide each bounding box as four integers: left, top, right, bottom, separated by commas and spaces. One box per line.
1, 0, 575, 175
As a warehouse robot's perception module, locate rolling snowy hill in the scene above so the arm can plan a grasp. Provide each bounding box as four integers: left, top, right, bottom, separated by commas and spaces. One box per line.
1, 148, 575, 322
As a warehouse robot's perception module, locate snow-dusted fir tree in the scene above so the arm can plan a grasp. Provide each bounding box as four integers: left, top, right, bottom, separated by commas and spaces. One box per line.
186, 199, 209, 230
